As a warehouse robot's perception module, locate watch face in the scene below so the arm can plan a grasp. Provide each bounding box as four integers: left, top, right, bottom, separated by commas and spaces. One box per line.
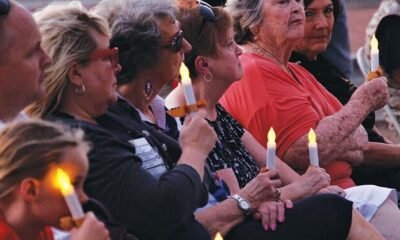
239, 200, 251, 211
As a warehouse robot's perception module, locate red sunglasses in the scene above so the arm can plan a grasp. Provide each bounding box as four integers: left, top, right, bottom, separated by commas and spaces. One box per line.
88, 47, 119, 67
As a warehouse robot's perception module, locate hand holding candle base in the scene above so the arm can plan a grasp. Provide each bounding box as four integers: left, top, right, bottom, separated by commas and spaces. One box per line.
367, 67, 383, 81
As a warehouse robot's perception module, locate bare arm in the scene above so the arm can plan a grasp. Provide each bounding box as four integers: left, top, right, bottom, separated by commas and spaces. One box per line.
195, 198, 245, 236
363, 142, 400, 166
283, 78, 388, 168
241, 130, 300, 185
196, 170, 281, 236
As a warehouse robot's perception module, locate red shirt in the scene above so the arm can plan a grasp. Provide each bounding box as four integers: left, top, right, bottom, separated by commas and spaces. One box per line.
0, 218, 54, 240
220, 53, 355, 188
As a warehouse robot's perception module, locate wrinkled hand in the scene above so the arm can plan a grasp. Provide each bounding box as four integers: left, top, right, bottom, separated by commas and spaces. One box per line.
238, 170, 281, 212
318, 185, 346, 197
253, 200, 293, 231
70, 212, 109, 240
294, 166, 330, 196
179, 111, 217, 156
352, 77, 389, 112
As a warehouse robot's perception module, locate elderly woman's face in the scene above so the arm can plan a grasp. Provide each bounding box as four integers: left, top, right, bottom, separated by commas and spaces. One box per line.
295, 0, 334, 59
258, 0, 305, 45
153, 17, 192, 86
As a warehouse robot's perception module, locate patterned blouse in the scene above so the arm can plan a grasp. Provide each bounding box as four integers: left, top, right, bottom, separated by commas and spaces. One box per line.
206, 104, 260, 188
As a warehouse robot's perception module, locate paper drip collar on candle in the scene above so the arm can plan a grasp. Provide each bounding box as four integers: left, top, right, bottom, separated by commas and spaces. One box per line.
54, 168, 84, 227
214, 232, 223, 240
367, 66, 383, 81
168, 99, 207, 117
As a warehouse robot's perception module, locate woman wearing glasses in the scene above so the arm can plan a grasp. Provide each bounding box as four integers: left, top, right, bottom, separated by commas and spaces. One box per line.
164, 3, 385, 240
92, 0, 192, 140
27, 2, 218, 240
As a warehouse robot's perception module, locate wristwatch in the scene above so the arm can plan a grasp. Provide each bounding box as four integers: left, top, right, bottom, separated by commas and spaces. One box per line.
229, 194, 252, 215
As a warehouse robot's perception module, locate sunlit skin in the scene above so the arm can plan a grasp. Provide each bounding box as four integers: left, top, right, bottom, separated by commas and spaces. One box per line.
0, 146, 89, 240
294, 0, 334, 60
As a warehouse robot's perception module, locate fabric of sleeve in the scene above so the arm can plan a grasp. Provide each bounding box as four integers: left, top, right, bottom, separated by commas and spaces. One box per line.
82, 127, 207, 240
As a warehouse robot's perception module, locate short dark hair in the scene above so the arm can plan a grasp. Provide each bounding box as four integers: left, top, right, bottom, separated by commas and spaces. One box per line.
376, 14, 400, 78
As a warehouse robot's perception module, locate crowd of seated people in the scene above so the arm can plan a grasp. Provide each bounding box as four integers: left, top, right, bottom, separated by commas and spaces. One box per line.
1, 0, 400, 239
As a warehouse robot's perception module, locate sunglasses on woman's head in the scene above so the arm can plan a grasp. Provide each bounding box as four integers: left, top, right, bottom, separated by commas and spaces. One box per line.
88, 47, 119, 68
0, 0, 10, 16
197, 3, 216, 37
162, 30, 184, 53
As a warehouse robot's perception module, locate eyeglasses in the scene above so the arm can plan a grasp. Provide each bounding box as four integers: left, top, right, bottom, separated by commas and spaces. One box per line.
88, 47, 119, 68
197, 2, 216, 37
162, 30, 184, 53
0, 0, 10, 16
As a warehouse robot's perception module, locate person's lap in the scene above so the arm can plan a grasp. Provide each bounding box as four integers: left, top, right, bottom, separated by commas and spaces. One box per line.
226, 194, 352, 240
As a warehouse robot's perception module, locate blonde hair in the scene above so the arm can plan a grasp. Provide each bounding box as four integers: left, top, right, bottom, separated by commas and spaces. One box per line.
25, 1, 110, 117
0, 119, 88, 199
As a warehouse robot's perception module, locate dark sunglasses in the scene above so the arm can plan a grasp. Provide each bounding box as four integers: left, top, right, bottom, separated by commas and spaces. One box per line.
0, 0, 10, 16
88, 47, 119, 68
197, 3, 216, 37
162, 30, 184, 53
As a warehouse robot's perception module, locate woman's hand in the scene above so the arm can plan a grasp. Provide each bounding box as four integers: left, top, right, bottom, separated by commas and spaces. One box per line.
253, 200, 293, 231
238, 170, 282, 211
179, 112, 217, 156
294, 166, 331, 196
70, 212, 109, 240
352, 77, 389, 112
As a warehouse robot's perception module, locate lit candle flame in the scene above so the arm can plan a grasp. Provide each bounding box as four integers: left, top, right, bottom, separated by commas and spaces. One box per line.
214, 232, 223, 240
267, 127, 276, 144
308, 128, 316, 145
371, 35, 378, 52
180, 63, 191, 85
55, 168, 74, 196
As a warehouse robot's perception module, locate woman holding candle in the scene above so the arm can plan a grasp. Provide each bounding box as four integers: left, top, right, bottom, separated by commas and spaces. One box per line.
164, 3, 385, 240
91, 0, 193, 140
220, 0, 400, 238
290, 0, 400, 201
27, 2, 220, 240
167, 1, 333, 195
0, 119, 109, 240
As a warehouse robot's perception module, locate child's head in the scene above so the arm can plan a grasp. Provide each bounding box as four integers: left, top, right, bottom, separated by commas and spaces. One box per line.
0, 119, 90, 227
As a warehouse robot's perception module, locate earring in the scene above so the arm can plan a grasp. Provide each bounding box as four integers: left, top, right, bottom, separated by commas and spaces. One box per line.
204, 73, 213, 82
74, 83, 86, 96
143, 80, 153, 100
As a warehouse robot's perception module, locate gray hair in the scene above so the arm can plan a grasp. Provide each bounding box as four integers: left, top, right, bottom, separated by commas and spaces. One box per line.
93, 0, 178, 85
225, 0, 264, 44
